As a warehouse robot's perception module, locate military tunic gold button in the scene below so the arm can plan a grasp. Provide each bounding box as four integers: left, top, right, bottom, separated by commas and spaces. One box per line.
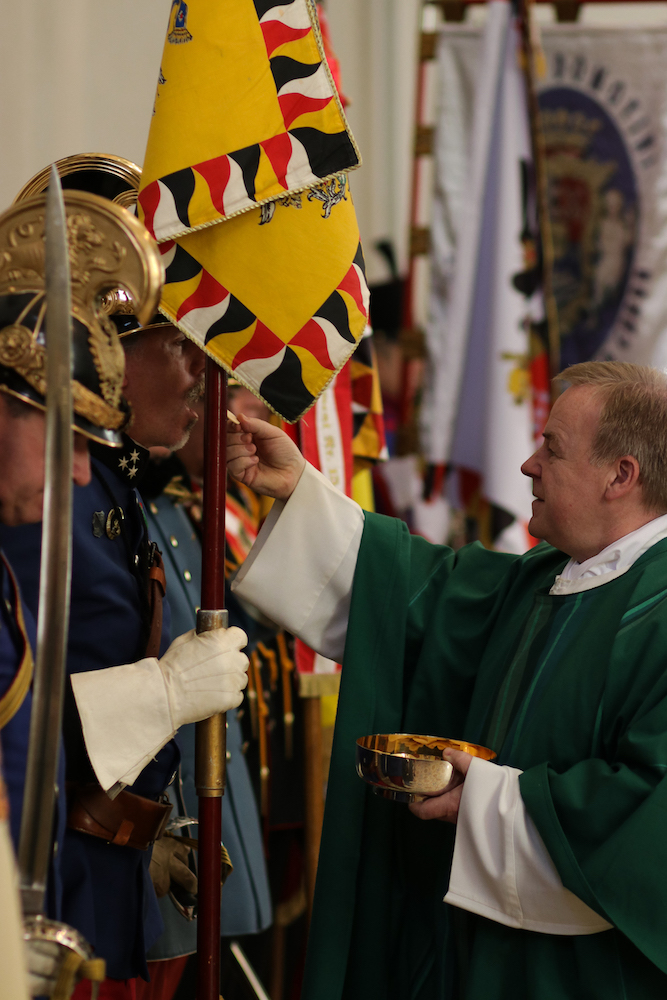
106, 507, 123, 541
170, 535, 179, 548
183, 570, 192, 582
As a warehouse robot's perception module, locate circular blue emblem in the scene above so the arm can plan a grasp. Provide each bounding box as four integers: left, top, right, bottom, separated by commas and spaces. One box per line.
538, 87, 638, 367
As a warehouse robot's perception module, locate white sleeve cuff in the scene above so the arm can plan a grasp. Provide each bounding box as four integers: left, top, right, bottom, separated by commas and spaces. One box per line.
232, 462, 364, 662
444, 757, 612, 935
71, 658, 176, 792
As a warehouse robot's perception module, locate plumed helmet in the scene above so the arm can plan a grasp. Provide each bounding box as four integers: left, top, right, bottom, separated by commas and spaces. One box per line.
0, 190, 163, 445
15, 153, 170, 341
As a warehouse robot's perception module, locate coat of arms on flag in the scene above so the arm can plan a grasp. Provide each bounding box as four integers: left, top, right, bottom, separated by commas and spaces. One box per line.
139, 0, 368, 423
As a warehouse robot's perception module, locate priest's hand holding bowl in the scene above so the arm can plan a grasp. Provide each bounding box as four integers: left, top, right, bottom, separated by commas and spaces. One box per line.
227, 414, 305, 500
409, 747, 473, 824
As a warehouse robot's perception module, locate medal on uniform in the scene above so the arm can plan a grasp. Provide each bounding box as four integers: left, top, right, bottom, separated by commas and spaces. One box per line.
105, 507, 124, 540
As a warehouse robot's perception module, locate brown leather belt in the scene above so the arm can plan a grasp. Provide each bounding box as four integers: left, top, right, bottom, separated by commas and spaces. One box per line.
67, 783, 172, 851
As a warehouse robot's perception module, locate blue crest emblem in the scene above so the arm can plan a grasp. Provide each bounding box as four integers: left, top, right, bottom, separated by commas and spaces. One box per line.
538, 87, 638, 367
168, 0, 193, 44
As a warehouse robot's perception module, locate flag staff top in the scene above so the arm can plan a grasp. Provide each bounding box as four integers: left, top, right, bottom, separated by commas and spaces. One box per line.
515, 0, 561, 383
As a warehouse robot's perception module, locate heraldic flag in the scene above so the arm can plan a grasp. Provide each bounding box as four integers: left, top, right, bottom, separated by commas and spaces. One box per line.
139, 0, 369, 422
424, 1, 543, 552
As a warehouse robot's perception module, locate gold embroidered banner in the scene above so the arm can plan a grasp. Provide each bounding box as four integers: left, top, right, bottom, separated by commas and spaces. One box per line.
139, 0, 360, 242
140, 0, 369, 421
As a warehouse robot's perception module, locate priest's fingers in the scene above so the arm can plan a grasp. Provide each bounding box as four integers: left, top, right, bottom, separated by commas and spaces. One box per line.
226, 419, 265, 485
236, 413, 284, 439
442, 748, 474, 775
227, 442, 257, 462
409, 784, 464, 824
227, 425, 256, 455
227, 413, 306, 500
228, 454, 260, 484
237, 414, 303, 467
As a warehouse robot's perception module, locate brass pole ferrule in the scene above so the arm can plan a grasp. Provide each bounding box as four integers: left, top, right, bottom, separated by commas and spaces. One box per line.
195, 609, 228, 798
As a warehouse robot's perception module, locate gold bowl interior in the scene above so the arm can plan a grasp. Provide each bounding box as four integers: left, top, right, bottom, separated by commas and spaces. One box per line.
355, 733, 496, 803
357, 733, 496, 761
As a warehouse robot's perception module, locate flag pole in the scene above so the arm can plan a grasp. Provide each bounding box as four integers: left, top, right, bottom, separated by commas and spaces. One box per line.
516, 0, 561, 385
195, 358, 228, 1000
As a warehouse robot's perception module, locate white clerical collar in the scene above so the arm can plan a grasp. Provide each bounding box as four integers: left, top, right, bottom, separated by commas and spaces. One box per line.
549, 513, 667, 596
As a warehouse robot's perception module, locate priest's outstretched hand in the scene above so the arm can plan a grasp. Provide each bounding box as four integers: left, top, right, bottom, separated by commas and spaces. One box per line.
409, 748, 473, 824
227, 414, 306, 500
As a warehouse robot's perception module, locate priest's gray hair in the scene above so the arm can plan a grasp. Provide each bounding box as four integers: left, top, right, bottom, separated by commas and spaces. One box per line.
554, 361, 667, 513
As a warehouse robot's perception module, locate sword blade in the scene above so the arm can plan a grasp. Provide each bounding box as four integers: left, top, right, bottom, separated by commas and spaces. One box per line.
19, 165, 74, 916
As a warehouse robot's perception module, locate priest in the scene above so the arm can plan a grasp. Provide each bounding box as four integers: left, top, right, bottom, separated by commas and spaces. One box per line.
226, 360, 667, 1000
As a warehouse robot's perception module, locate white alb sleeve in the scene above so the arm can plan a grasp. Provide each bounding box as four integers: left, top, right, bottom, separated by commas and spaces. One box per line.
232, 462, 364, 662
444, 757, 612, 934
71, 657, 175, 793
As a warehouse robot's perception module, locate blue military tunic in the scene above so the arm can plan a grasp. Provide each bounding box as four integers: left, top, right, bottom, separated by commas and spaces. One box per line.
144, 479, 271, 961
0, 553, 66, 919
0, 438, 179, 980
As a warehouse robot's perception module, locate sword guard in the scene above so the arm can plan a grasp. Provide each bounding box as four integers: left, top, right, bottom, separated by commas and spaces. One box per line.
23, 915, 105, 1000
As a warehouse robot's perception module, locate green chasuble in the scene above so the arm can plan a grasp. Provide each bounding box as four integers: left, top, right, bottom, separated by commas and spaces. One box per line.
302, 513, 667, 1000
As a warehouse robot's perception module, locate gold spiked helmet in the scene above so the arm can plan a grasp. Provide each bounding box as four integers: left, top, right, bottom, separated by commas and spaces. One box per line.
14, 153, 143, 212
16, 153, 171, 340
0, 189, 163, 445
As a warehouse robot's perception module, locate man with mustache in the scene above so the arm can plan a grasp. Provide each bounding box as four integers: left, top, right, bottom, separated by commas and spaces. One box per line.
3, 156, 250, 999
0, 189, 133, 1000
121, 319, 206, 451
226, 361, 667, 1000
2, 310, 243, 999
0, 185, 249, 1000
1, 310, 232, 998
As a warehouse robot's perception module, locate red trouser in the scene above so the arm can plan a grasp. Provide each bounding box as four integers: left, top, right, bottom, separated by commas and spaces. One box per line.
72, 957, 188, 1000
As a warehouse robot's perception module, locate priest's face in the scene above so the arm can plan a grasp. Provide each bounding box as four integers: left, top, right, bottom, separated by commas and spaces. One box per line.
123, 326, 206, 449
521, 386, 611, 561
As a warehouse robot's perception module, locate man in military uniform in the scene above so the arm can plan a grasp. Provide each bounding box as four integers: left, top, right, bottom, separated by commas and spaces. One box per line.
1, 165, 250, 999
0, 188, 153, 1000
0, 180, 107, 999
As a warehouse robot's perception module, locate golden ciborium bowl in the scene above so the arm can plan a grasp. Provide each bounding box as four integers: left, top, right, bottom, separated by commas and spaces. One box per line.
355, 733, 496, 803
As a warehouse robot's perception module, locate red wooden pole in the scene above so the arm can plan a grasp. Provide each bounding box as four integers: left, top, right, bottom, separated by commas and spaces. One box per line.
195, 357, 228, 1000
200, 359, 227, 610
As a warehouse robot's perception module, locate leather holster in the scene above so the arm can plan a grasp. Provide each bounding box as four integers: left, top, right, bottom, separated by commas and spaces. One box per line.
67, 783, 172, 851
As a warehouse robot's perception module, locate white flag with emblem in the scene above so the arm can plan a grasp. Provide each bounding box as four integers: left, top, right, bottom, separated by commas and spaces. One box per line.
423, 1, 538, 553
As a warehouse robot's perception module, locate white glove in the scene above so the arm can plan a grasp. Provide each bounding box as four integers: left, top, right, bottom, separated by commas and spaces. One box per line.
71, 626, 249, 793
158, 626, 249, 729
25, 939, 60, 997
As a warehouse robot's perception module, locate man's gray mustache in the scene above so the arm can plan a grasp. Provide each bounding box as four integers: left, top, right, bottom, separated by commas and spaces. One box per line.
186, 379, 205, 405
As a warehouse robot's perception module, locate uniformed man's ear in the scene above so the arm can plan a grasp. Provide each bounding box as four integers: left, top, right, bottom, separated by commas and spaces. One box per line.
605, 455, 641, 500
